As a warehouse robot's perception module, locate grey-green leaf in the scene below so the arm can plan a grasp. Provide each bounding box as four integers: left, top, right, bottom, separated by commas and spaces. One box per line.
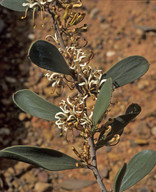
101, 56, 149, 88
0, 146, 82, 171
28, 40, 71, 75
120, 150, 156, 191
114, 163, 127, 192
92, 78, 112, 129
0, 0, 26, 12
96, 104, 141, 150
13, 89, 62, 121
110, 103, 141, 136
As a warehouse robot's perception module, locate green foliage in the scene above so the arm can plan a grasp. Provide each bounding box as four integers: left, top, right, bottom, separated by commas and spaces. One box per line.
0, 0, 26, 12
111, 103, 141, 135
101, 56, 149, 88
96, 104, 141, 150
13, 89, 62, 121
29, 40, 71, 75
0, 145, 82, 171
114, 164, 127, 192
92, 78, 112, 129
114, 150, 156, 192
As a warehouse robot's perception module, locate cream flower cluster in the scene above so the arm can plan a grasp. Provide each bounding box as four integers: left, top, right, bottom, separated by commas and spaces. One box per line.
45, 45, 87, 88
58, 46, 87, 70
78, 66, 107, 99
65, 46, 87, 70
55, 97, 92, 133
45, 72, 64, 87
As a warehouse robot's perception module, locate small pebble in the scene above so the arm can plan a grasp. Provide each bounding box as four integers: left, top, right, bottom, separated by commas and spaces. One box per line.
137, 79, 149, 90
18, 113, 27, 121
139, 186, 149, 192
106, 51, 116, 57
34, 182, 53, 192
151, 126, 156, 136
89, 8, 100, 19
134, 139, 149, 145
28, 33, 35, 40
0, 128, 10, 135
136, 122, 151, 139
101, 23, 109, 30
5, 77, 16, 83
38, 171, 49, 183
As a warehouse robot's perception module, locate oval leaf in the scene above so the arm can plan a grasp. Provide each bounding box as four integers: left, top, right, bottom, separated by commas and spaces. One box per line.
0, 146, 82, 171
110, 103, 141, 136
92, 78, 112, 128
114, 163, 127, 192
0, 0, 26, 12
101, 56, 149, 88
120, 150, 156, 191
13, 89, 62, 121
96, 104, 141, 150
28, 40, 71, 75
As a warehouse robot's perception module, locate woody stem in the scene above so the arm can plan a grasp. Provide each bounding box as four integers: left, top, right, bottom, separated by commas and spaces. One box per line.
48, 8, 66, 50
88, 136, 107, 192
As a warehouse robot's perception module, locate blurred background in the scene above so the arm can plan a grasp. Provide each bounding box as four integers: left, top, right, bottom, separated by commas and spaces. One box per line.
0, 0, 156, 191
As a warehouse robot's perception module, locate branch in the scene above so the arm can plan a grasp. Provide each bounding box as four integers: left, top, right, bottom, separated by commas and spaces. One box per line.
48, 8, 86, 96
88, 136, 107, 192
48, 8, 66, 50
48, 6, 106, 192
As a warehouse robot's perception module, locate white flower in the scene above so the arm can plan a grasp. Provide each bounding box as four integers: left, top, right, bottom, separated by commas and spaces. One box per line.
22, 0, 53, 8
52, 33, 58, 44
45, 72, 63, 87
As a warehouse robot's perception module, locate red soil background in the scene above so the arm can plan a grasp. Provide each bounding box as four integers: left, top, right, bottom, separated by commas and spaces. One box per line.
0, 0, 156, 191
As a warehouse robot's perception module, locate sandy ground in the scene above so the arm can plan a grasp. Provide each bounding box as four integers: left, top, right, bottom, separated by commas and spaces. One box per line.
0, 0, 156, 191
